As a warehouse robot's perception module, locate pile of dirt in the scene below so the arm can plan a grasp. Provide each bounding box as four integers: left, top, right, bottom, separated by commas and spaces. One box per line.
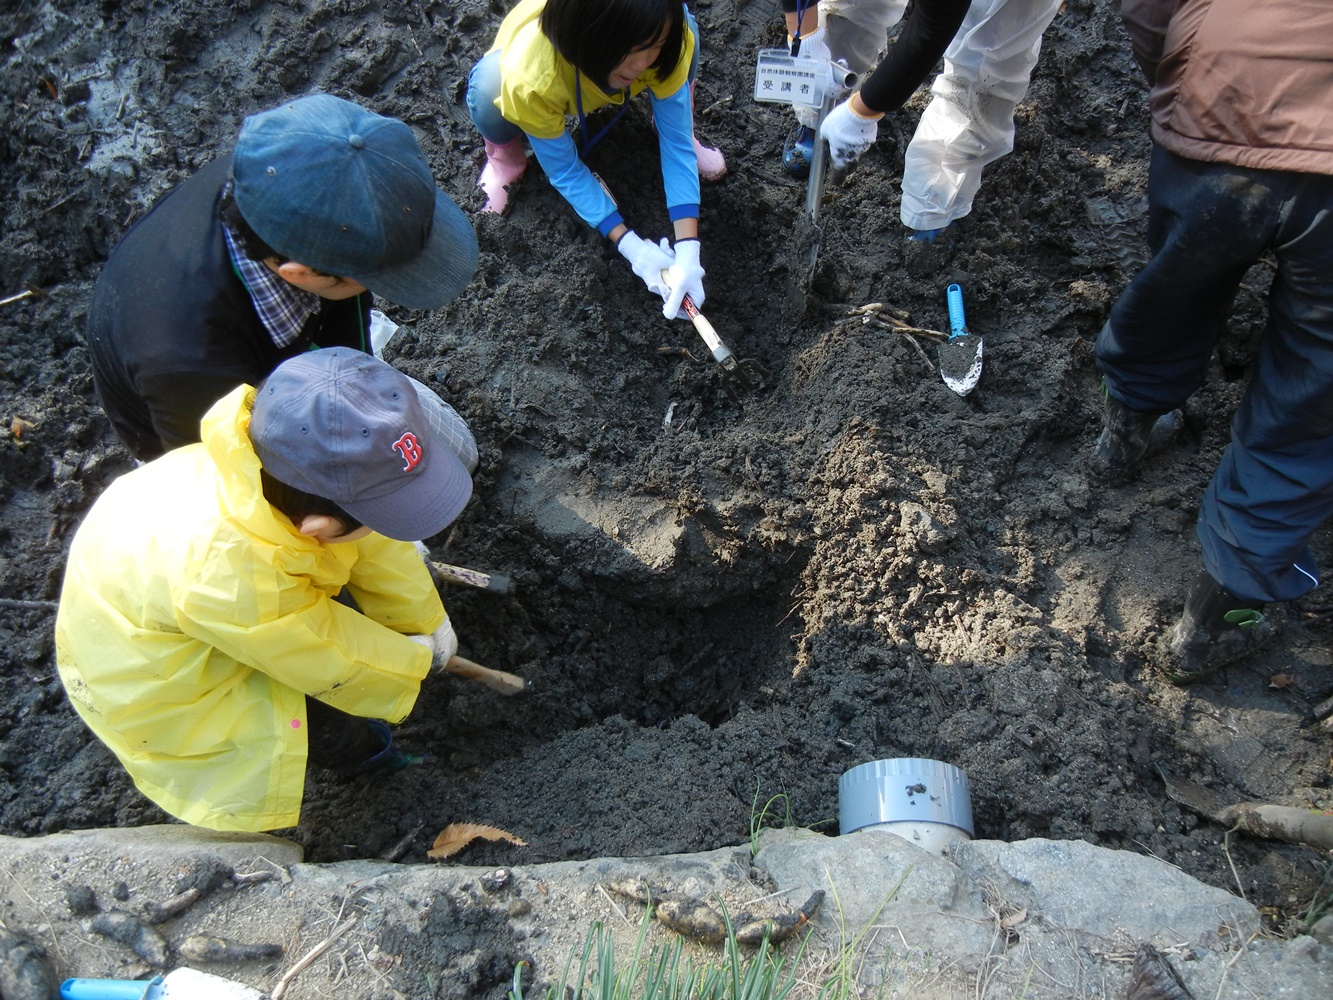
1, 0, 1329, 943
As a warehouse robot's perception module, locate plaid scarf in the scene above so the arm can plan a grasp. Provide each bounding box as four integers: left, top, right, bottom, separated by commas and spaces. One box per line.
222, 220, 321, 349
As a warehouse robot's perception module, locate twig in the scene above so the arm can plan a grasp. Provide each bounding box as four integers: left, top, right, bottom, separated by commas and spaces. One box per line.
270, 915, 359, 1000
866, 316, 949, 342
379, 821, 424, 862
1214, 931, 1259, 1000
3, 867, 63, 961
1222, 826, 1247, 902
597, 883, 633, 928
700, 95, 733, 116
231, 870, 278, 886
901, 331, 936, 372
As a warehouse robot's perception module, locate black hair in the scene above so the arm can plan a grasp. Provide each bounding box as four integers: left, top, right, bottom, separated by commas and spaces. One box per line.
540, 0, 685, 93
218, 182, 282, 263
259, 469, 365, 535
241, 391, 364, 534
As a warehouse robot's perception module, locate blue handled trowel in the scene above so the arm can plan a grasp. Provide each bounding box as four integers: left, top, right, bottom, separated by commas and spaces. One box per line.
61, 969, 264, 1000
940, 283, 983, 396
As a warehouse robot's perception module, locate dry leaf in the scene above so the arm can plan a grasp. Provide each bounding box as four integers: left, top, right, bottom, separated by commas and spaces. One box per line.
1269, 673, 1293, 689
1000, 908, 1028, 929
10, 417, 35, 439
427, 822, 527, 859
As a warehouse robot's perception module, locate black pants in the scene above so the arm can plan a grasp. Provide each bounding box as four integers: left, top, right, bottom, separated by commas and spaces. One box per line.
304, 696, 384, 772
1097, 144, 1333, 602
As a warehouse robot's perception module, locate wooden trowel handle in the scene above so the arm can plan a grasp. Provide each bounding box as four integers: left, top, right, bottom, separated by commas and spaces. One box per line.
661, 269, 734, 365
444, 655, 529, 695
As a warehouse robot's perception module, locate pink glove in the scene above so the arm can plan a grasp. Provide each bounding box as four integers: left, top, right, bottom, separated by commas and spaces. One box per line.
662, 239, 705, 321
820, 97, 880, 169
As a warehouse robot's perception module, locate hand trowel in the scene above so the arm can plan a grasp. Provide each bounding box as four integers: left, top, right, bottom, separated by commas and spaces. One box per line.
62, 968, 265, 1000
939, 283, 983, 396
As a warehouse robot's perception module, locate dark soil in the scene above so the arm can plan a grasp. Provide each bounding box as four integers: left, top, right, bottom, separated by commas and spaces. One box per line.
2, 0, 1330, 931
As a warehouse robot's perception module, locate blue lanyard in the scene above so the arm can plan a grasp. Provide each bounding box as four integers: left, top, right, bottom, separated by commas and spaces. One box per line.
574, 72, 632, 157
790, 0, 811, 54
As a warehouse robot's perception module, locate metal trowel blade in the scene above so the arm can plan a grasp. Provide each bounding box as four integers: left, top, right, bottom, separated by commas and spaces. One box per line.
940, 335, 983, 396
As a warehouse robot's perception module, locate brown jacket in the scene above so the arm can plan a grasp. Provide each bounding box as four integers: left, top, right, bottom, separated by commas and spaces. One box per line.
1122, 0, 1333, 175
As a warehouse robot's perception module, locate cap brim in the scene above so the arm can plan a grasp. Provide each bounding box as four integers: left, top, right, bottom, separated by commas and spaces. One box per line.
349, 189, 479, 310
341, 438, 473, 541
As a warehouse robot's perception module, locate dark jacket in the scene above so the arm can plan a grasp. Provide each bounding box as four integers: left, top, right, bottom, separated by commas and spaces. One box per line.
86, 154, 370, 461
1122, 0, 1333, 175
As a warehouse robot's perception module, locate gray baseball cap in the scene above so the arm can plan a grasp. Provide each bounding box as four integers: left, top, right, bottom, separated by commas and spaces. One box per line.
251, 348, 473, 541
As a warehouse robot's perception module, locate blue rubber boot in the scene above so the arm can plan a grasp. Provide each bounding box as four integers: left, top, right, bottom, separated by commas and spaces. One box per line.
782, 125, 815, 179
353, 721, 424, 775
907, 221, 958, 246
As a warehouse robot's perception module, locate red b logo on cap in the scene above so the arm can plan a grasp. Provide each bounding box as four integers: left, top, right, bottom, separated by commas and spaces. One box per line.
392, 432, 423, 472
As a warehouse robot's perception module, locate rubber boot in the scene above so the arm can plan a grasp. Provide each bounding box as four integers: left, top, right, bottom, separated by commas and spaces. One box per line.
1166, 571, 1270, 683
347, 720, 423, 775
782, 124, 815, 179
690, 82, 727, 182
478, 138, 527, 215
1092, 378, 1178, 484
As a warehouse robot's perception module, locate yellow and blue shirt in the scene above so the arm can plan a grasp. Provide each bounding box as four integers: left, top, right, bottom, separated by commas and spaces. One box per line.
487, 0, 700, 234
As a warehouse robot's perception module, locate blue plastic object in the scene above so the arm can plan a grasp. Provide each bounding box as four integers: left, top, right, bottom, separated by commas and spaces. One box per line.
61, 978, 157, 1000
946, 283, 968, 340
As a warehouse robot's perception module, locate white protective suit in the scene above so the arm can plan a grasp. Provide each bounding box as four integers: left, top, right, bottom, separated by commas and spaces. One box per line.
816, 0, 1062, 231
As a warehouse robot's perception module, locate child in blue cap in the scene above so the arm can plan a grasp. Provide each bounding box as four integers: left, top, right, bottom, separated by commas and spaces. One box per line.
86, 94, 479, 462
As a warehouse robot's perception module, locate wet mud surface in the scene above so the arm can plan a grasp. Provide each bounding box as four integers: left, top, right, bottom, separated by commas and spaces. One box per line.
2, 0, 1331, 933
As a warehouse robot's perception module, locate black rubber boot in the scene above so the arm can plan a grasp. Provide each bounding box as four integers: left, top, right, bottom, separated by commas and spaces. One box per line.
1166, 571, 1269, 683
1092, 380, 1171, 484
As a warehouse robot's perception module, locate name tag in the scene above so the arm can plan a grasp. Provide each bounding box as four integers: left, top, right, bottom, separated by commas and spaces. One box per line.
753, 49, 827, 109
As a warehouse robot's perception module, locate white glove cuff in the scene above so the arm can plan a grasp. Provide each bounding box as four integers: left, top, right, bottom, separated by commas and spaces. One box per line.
616, 229, 644, 259
407, 633, 437, 657
430, 617, 459, 670
673, 238, 701, 269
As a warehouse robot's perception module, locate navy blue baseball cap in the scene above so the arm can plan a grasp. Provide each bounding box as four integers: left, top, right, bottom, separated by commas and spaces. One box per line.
232, 94, 478, 310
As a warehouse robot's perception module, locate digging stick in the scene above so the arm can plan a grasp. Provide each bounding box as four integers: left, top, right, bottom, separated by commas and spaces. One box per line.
1158, 768, 1333, 851
428, 559, 512, 594
444, 655, 529, 695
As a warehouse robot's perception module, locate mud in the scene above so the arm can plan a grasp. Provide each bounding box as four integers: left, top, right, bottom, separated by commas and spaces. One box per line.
2, 0, 1331, 945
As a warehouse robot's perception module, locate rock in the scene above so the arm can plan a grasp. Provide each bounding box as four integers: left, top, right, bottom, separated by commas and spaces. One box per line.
0, 926, 59, 1000
89, 910, 170, 967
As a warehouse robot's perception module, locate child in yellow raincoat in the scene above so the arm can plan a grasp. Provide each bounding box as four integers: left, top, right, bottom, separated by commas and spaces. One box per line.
55, 348, 473, 832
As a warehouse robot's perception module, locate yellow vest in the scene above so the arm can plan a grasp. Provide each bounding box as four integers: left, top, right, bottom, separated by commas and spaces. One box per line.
489, 0, 695, 138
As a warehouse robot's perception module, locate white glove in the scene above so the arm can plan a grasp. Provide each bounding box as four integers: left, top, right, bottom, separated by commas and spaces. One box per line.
661, 239, 705, 320
616, 230, 676, 301
820, 97, 880, 169
791, 28, 831, 128
789, 25, 830, 63
407, 616, 459, 672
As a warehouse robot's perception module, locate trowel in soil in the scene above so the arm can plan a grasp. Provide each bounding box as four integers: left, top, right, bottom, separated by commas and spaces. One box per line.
661, 271, 768, 401
939, 283, 983, 396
